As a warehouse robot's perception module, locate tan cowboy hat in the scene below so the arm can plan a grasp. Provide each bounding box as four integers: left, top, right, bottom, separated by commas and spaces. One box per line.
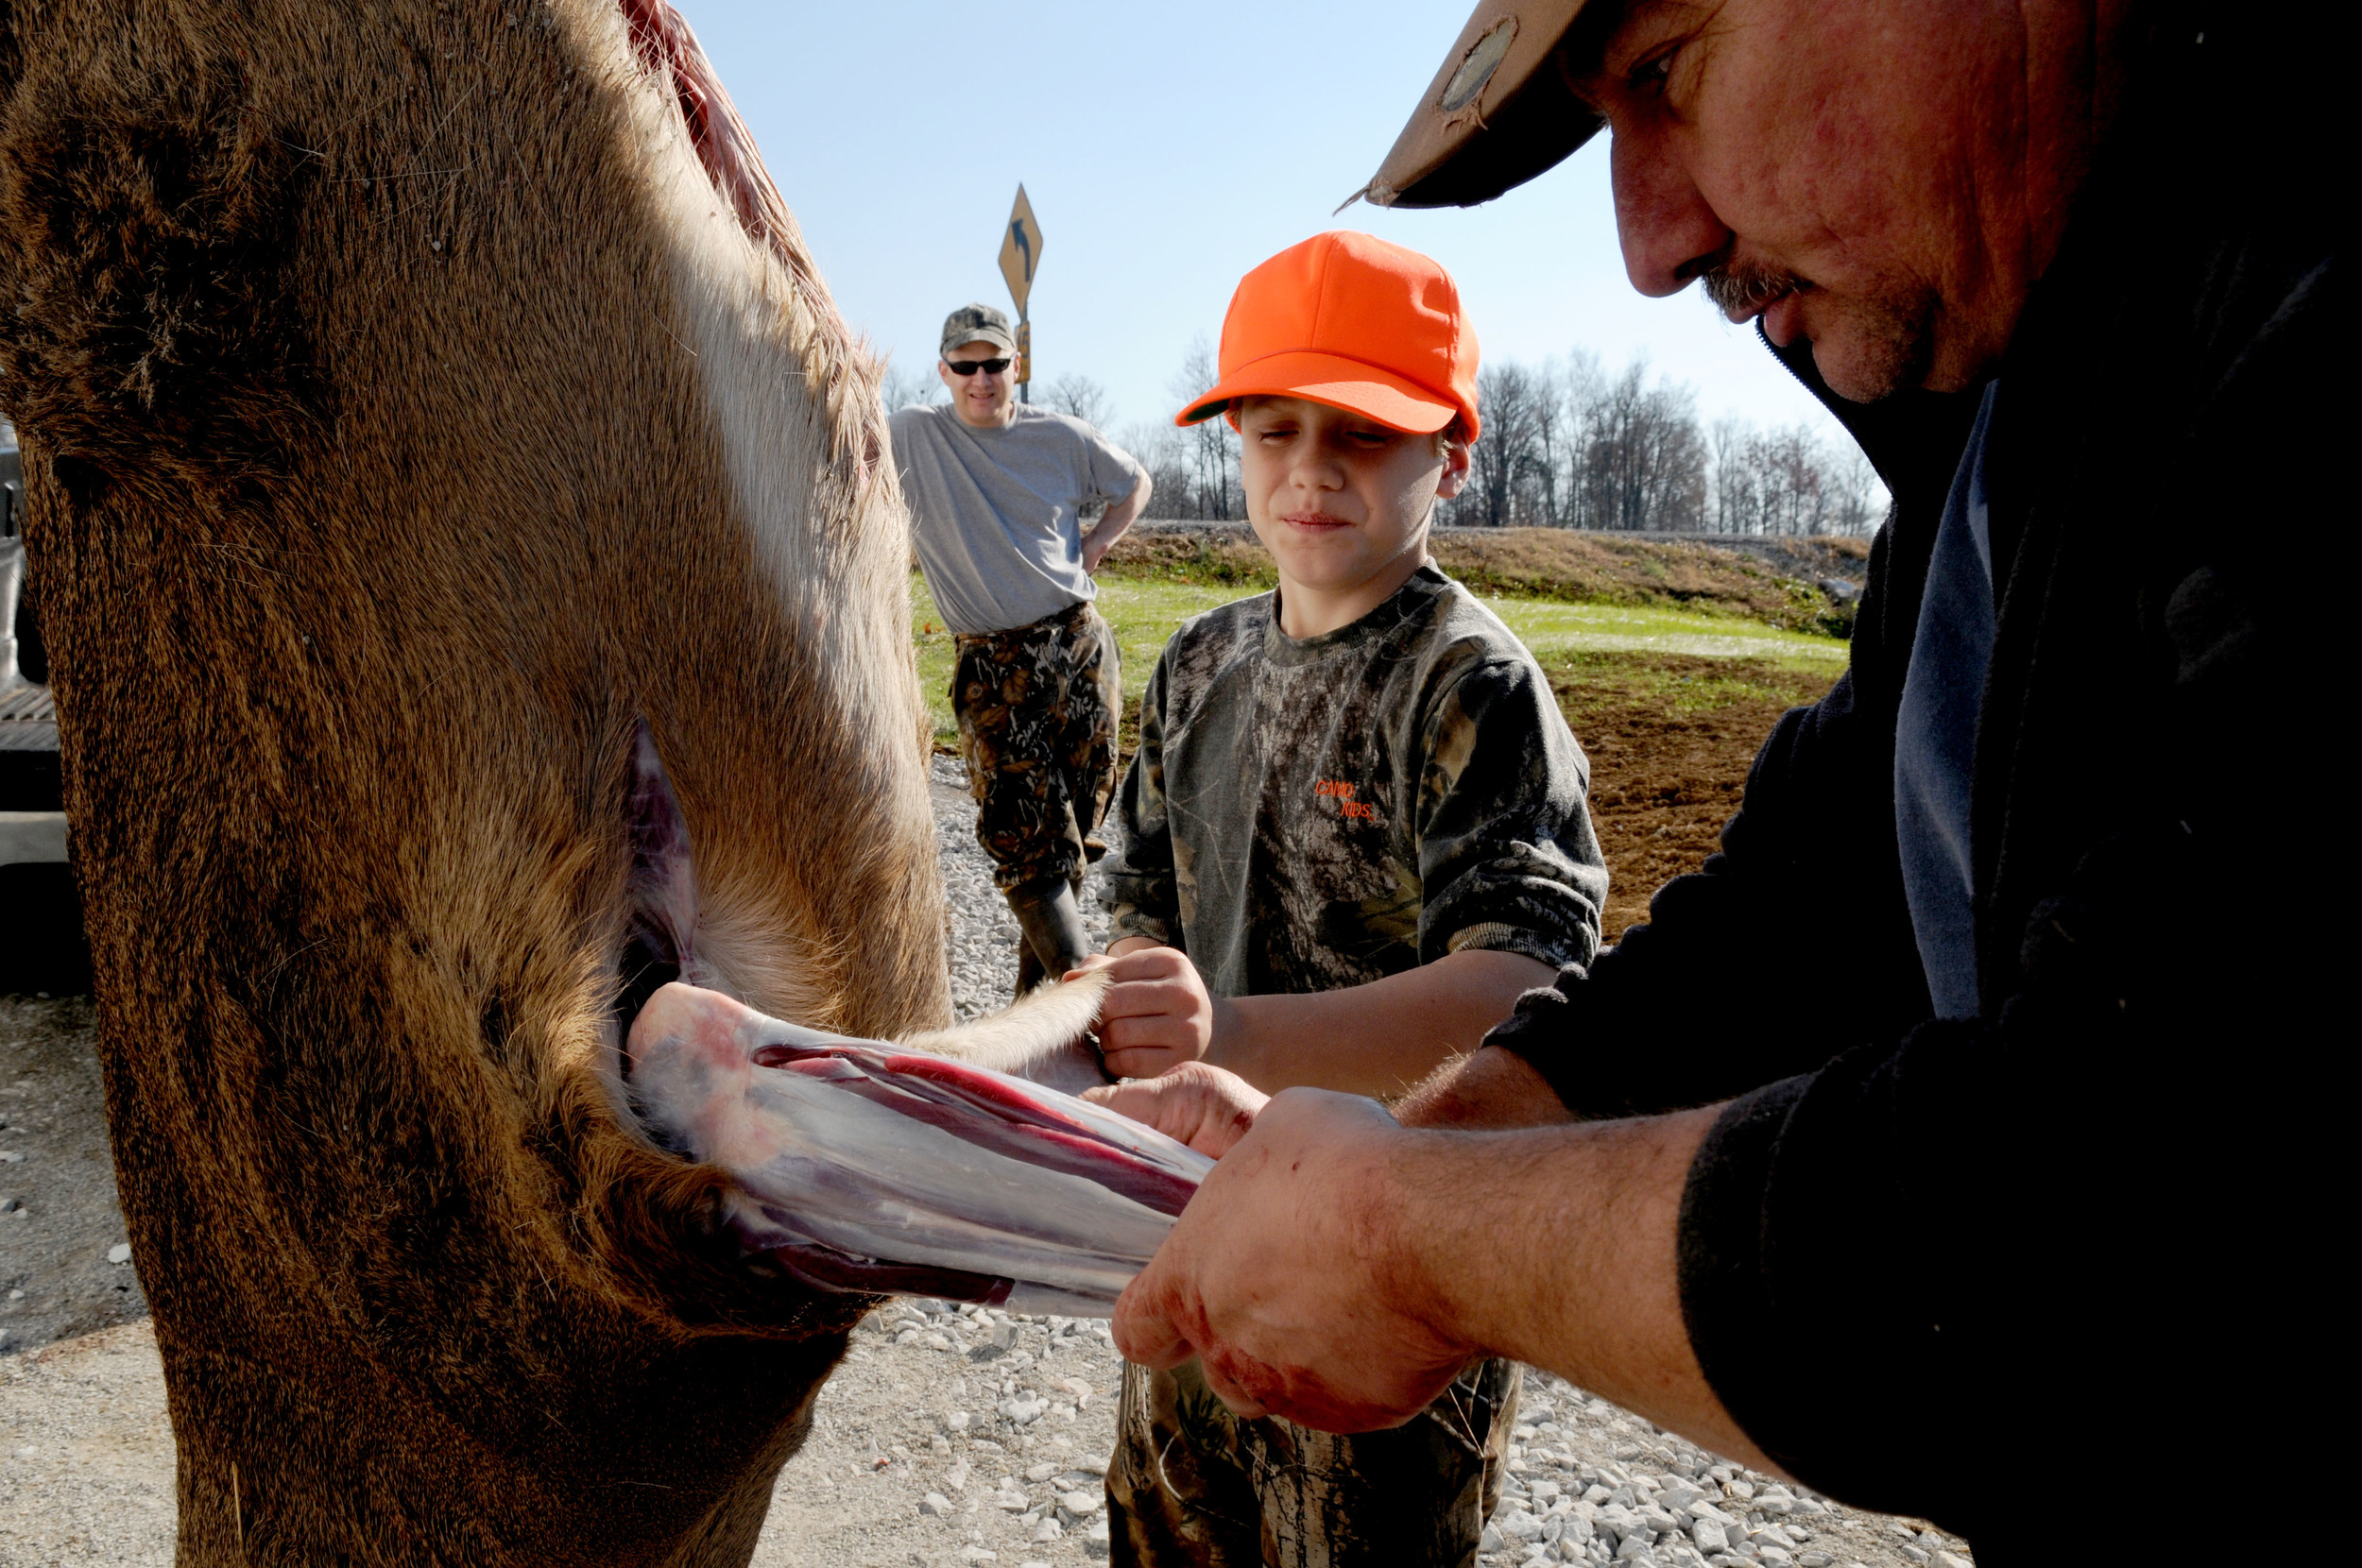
1358, 1, 1603, 210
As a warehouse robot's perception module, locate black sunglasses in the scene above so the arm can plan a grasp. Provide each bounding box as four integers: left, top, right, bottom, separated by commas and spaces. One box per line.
946, 357, 1013, 376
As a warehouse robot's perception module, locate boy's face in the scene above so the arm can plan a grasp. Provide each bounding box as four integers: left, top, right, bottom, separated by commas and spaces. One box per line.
1237, 397, 1469, 601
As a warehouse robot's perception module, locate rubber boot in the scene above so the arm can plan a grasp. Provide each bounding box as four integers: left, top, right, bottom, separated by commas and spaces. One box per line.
1005, 875, 1090, 998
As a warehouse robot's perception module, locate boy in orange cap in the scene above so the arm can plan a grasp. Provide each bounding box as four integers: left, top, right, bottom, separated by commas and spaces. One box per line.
1085, 230, 1607, 1564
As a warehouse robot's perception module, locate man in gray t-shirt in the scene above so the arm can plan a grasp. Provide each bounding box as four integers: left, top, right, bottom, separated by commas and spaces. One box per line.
888, 302, 1153, 993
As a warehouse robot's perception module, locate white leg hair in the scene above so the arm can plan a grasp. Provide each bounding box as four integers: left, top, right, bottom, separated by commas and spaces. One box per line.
895, 969, 1113, 1096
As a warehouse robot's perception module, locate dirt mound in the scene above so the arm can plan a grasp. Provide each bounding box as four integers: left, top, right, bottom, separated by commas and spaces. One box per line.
1546, 653, 1841, 940
1104, 524, 1862, 635
1650, 532, 1871, 592
1096, 524, 1278, 589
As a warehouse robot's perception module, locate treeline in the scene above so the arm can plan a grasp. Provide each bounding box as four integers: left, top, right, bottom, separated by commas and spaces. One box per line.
882, 342, 1886, 536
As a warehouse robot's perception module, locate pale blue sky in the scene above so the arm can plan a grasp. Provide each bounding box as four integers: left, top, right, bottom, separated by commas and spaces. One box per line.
672, 1, 1843, 446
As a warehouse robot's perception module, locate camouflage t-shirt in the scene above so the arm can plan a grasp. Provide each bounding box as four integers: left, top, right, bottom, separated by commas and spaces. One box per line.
1103, 565, 1605, 999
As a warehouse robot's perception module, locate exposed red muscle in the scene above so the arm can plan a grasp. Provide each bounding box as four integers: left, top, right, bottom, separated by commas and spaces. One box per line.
615, 0, 880, 479
880, 1052, 1111, 1140
749, 1044, 1199, 1218
856, 1071, 1198, 1219
619, 0, 796, 278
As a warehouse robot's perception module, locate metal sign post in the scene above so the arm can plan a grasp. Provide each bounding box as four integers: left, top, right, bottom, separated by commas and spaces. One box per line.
998, 184, 1042, 404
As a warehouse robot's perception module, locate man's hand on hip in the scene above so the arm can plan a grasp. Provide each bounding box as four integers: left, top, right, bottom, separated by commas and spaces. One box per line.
1111, 1087, 1474, 1432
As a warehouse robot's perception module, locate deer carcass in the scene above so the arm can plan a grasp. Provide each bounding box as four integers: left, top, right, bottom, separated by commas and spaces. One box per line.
0, 1, 1104, 1561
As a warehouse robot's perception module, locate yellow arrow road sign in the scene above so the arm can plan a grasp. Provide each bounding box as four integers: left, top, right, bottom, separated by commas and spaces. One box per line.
999, 184, 1042, 318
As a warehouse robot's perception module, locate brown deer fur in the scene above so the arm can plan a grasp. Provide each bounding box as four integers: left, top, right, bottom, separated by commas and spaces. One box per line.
0, 1, 1022, 1560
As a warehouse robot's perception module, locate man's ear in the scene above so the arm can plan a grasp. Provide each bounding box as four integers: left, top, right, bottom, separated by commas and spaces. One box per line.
936, 359, 956, 390
1432, 437, 1473, 500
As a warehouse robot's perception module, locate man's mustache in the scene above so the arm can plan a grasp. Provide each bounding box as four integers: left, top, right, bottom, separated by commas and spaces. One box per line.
1701, 256, 1804, 320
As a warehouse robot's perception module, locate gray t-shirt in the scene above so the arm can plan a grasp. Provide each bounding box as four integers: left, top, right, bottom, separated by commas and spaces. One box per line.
888, 403, 1143, 635
1103, 566, 1605, 1000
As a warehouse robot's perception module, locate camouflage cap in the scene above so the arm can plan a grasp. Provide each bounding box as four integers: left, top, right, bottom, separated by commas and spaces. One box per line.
939, 303, 1018, 358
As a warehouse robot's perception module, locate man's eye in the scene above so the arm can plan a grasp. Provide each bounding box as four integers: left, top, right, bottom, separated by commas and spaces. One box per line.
1629, 43, 1681, 93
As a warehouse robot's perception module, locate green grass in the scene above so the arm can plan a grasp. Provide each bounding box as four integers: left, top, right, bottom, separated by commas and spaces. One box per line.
909, 571, 1848, 748
910, 573, 1256, 747
1539, 649, 1839, 722
1471, 598, 1852, 670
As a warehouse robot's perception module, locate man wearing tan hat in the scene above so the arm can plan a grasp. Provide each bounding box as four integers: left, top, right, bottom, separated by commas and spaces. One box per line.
1094, 4, 2336, 1563
891, 303, 1154, 994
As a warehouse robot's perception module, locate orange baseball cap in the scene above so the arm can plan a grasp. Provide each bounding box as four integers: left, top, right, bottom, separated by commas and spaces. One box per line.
1174, 230, 1481, 440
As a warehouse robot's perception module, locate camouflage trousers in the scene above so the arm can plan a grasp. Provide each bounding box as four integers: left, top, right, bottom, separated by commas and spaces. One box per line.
951, 600, 1122, 891
1106, 1355, 1519, 1568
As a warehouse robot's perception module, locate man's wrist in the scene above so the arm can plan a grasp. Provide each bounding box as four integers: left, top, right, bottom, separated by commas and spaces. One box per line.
1375, 1127, 1492, 1359
1377, 1120, 1584, 1372
1396, 1045, 1573, 1130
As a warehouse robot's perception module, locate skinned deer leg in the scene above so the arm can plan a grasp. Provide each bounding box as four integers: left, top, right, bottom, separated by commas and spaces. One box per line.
629, 980, 1207, 1314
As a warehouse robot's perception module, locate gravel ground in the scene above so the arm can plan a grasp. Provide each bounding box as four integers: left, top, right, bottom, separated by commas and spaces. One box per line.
931, 757, 1117, 1026
0, 1307, 1971, 1568
0, 758, 1971, 1567
0, 994, 146, 1358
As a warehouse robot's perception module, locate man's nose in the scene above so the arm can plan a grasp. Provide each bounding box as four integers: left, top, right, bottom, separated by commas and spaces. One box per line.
1610, 123, 1729, 298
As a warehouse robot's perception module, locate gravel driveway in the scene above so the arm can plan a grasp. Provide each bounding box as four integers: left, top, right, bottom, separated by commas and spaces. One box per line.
0, 758, 1972, 1567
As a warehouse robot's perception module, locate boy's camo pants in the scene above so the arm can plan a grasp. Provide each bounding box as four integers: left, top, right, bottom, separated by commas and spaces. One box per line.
1106, 1355, 1519, 1568
951, 600, 1122, 891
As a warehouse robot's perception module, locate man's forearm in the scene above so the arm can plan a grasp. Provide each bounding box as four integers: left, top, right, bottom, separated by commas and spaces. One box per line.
1388, 1109, 1781, 1474
1211, 949, 1551, 1099
1109, 1086, 1779, 1473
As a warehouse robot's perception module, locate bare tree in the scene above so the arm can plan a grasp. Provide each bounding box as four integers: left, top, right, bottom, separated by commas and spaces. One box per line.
879, 362, 943, 413
1710, 417, 1756, 533
1578, 358, 1705, 532
1042, 372, 1115, 430
1827, 446, 1886, 535
1703, 421, 1886, 536
1526, 356, 1577, 527
1164, 337, 1242, 520
1463, 363, 1554, 527
1439, 352, 1596, 529
1118, 420, 1186, 511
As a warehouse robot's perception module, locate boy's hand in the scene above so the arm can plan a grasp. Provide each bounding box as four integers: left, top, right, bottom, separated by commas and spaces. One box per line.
1067, 945, 1235, 1080
1395, 1045, 1575, 1131
1082, 1063, 1269, 1158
